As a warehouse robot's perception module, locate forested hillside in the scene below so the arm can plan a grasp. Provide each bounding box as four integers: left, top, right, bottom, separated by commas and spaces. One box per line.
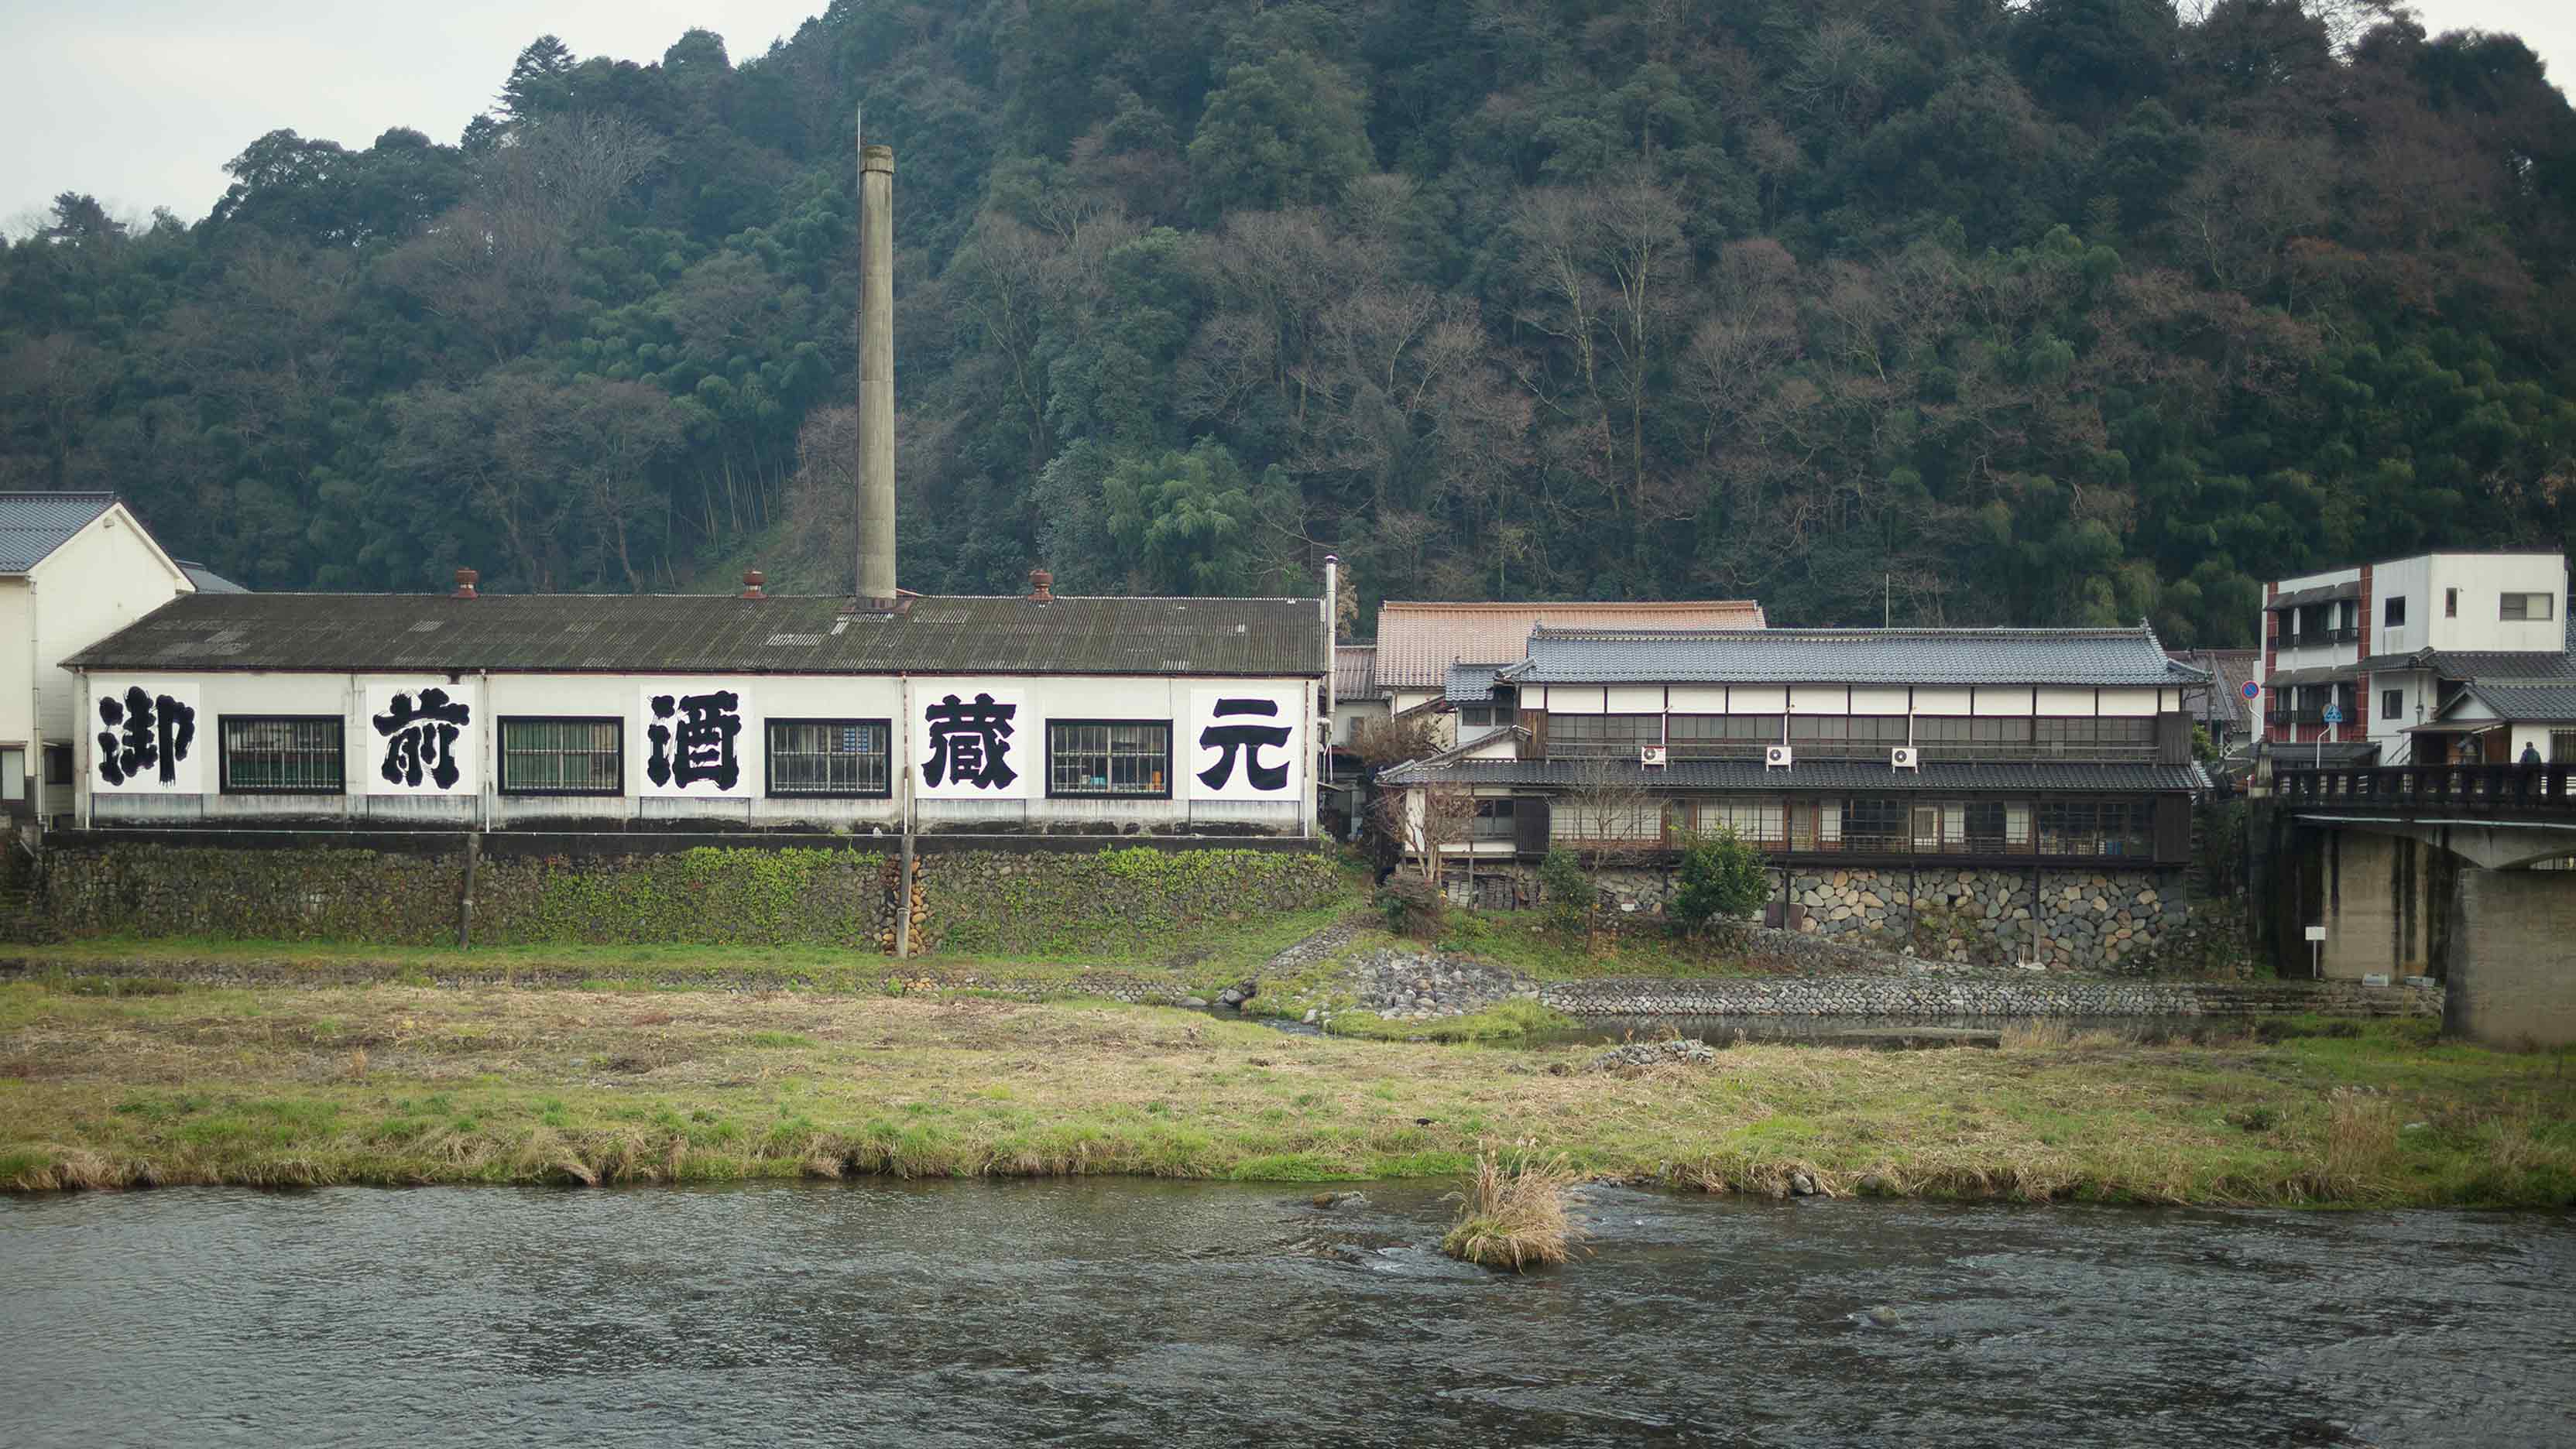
5, 1, 2574, 643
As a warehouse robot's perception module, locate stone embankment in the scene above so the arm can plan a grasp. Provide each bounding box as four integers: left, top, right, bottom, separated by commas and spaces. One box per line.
1346, 948, 1540, 1021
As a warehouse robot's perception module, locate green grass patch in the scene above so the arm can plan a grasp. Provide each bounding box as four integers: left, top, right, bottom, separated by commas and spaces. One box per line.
1328, 999, 1576, 1042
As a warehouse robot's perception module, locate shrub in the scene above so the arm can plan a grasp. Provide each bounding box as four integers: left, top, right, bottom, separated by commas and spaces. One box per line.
1669, 829, 1769, 936
1537, 849, 1592, 936
1377, 875, 1446, 939
1440, 1146, 1586, 1271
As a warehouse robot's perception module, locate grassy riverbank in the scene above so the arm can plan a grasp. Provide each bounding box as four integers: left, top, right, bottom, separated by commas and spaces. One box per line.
3, 980, 2568, 1206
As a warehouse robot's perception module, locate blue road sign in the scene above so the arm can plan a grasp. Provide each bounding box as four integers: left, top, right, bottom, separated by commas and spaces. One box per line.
2242, 680, 2261, 701
2322, 704, 2344, 724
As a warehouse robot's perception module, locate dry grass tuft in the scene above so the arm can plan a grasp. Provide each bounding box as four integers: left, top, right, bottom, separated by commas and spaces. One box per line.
2318, 1090, 2401, 1197
345, 1048, 369, 1081
1440, 1144, 1586, 1272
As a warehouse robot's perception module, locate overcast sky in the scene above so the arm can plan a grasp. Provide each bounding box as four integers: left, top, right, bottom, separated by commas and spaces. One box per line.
4, 0, 2572, 231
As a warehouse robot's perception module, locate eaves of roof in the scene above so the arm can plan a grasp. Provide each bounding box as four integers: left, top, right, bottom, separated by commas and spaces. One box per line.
1377, 757, 2211, 793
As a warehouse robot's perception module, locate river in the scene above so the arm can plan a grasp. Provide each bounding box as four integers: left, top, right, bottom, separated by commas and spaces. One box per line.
4, 1182, 2570, 1447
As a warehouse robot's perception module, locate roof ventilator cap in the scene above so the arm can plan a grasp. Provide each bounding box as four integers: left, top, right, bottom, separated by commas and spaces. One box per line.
1027, 567, 1053, 602
451, 567, 478, 600
742, 570, 766, 599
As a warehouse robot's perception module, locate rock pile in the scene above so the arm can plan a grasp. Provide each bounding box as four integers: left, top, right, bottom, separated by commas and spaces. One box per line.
1584, 1038, 1717, 1071
1349, 948, 1540, 1021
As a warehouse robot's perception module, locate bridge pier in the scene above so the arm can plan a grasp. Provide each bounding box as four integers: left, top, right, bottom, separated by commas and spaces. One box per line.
2267, 765, 2576, 1048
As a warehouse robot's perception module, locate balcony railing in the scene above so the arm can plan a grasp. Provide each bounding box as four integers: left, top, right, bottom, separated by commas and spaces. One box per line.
2276, 764, 2576, 817
2276, 627, 2359, 648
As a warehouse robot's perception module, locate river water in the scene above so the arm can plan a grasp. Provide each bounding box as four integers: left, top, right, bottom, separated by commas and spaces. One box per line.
5, 1182, 2570, 1447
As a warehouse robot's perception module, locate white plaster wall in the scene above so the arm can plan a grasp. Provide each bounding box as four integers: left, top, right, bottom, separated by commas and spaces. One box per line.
1605, 686, 1664, 712
2035, 687, 2095, 716
2099, 689, 2162, 718
2423, 554, 2566, 653
1729, 686, 1788, 713
1667, 687, 1727, 712
2372, 556, 2434, 656
1542, 686, 1607, 714
1912, 687, 1971, 715
79, 669, 1319, 837
33, 510, 191, 745
0, 580, 31, 748
1972, 687, 2035, 717
1789, 686, 1850, 715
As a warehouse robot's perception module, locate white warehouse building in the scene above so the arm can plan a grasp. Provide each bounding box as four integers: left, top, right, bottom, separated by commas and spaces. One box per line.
63, 576, 1328, 841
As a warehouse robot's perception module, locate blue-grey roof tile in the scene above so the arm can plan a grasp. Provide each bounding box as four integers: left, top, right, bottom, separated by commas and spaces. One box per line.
1498, 624, 2206, 688
0, 492, 116, 574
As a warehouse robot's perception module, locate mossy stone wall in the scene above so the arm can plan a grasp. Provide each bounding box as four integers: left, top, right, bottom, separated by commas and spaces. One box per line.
33, 841, 1338, 956
917, 848, 1343, 956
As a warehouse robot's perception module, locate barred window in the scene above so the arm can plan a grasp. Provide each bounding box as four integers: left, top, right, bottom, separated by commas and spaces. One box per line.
1689, 797, 1785, 846
1553, 799, 1664, 842
1547, 714, 1661, 758
500, 718, 622, 794
2037, 801, 2152, 858
1912, 716, 2035, 757
1840, 796, 1907, 852
220, 716, 344, 793
1666, 714, 1782, 757
2033, 718, 2156, 756
1787, 715, 1909, 757
1048, 721, 1170, 796
766, 719, 890, 796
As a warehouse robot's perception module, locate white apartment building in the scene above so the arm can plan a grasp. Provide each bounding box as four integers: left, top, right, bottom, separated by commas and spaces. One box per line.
2257, 550, 2571, 766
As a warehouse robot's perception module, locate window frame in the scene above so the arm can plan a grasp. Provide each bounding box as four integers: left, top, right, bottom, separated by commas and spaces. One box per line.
763, 717, 893, 800
498, 715, 625, 797
2500, 592, 2556, 622
2385, 595, 2406, 628
1469, 797, 1517, 841
2381, 689, 2403, 722
1044, 718, 1174, 800
214, 714, 346, 796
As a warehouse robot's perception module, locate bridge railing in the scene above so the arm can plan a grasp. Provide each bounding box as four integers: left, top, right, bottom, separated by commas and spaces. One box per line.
2276, 763, 2576, 816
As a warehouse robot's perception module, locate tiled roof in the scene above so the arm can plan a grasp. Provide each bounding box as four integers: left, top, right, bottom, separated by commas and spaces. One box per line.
2459, 683, 2576, 723
1379, 757, 2211, 793
1333, 644, 1377, 698
2355, 634, 2576, 683
1372, 600, 1765, 689
0, 492, 117, 573
1446, 663, 1501, 703
174, 560, 249, 594
2170, 649, 2257, 727
1501, 624, 2206, 688
66, 592, 1328, 677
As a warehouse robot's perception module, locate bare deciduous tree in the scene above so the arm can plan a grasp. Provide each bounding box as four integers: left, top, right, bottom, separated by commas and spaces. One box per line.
1372, 779, 1479, 886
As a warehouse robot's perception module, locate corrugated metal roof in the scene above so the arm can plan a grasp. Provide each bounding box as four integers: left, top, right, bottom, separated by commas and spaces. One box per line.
1333, 644, 1377, 698
174, 560, 249, 594
1501, 624, 2205, 687
2265, 581, 2358, 611
0, 492, 116, 573
1379, 757, 2210, 793
66, 592, 1328, 677
1373, 600, 1766, 689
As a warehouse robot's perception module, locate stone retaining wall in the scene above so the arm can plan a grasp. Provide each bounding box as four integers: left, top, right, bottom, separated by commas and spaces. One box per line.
28, 840, 1339, 956
1541, 975, 2442, 1018
1445, 860, 2194, 973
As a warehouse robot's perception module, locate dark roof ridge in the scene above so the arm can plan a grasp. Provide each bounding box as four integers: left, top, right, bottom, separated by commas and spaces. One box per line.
1525, 623, 2158, 639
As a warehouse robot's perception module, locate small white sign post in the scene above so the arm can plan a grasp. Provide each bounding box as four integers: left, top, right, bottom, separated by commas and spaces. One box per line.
2318, 702, 2342, 770
2304, 923, 2327, 980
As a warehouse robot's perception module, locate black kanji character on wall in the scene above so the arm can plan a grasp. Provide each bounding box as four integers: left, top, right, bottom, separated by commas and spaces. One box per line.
373, 687, 472, 790
647, 690, 743, 790
1198, 697, 1291, 791
95, 686, 195, 786
923, 692, 1017, 789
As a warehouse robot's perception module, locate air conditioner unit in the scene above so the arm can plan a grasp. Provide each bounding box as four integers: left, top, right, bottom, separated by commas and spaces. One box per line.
1890, 746, 1919, 771
1764, 745, 1794, 770
1638, 745, 1668, 768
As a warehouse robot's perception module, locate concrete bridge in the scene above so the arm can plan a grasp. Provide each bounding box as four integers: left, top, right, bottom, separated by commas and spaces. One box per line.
2269, 765, 2575, 1048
